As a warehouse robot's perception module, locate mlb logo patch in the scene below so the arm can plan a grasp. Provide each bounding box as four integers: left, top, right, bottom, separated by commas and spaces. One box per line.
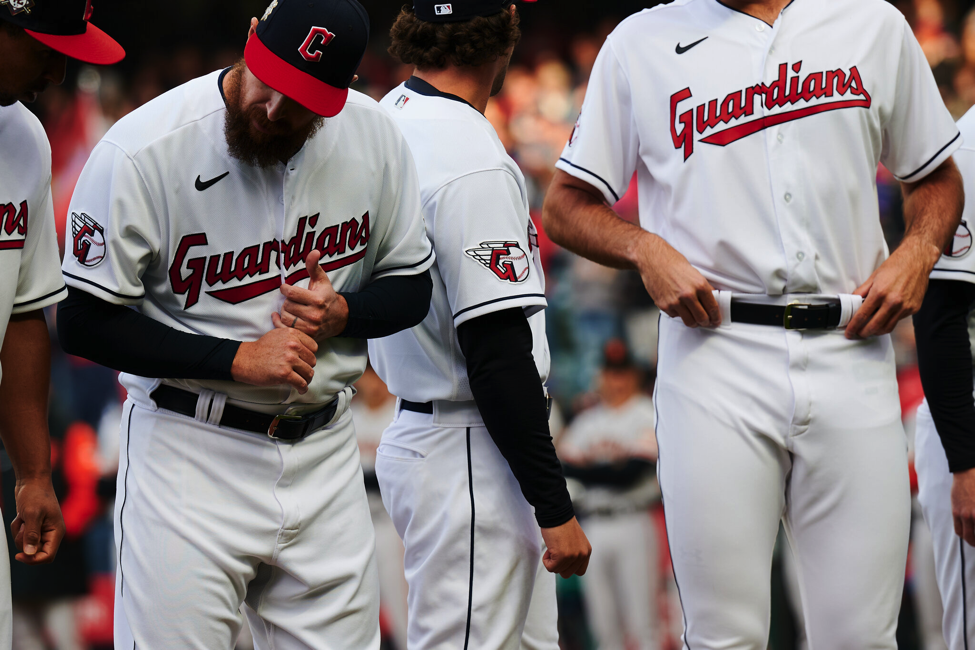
395, 95, 410, 110
435, 4, 452, 15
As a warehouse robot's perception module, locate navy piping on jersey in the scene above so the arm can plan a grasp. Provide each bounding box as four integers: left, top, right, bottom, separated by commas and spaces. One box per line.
217, 66, 231, 105
405, 76, 479, 112
900, 132, 962, 182
714, 0, 796, 27
963, 537, 970, 650
374, 249, 434, 274
557, 158, 621, 203
463, 427, 475, 650
13, 285, 67, 309
931, 268, 975, 277
62, 272, 145, 301
452, 293, 546, 320
118, 403, 135, 598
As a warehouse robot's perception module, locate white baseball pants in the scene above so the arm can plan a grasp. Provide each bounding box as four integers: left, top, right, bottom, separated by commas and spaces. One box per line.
0, 516, 10, 650
916, 396, 975, 649
580, 511, 660, 650
655, 315, 910, 650
113, 397, 380, 650
375, 409, 559, 650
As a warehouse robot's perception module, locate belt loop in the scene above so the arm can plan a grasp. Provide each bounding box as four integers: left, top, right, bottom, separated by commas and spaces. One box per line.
195, 389, 215, 423
838, 294, 863, 328
207, 393, 228, 426
713, 290, 733, 329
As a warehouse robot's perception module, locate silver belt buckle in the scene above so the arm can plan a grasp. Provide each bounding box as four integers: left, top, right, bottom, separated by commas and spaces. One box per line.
268, 413, 302, 439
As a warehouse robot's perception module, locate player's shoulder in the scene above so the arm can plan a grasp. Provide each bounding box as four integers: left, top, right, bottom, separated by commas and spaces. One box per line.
607, 0, 707, 42
0, 102, 51, 169
957, 105, 975, 150
100, 70, 227, 157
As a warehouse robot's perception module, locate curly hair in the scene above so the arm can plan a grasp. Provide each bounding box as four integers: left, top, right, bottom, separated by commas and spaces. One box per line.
388, 5, 520, 70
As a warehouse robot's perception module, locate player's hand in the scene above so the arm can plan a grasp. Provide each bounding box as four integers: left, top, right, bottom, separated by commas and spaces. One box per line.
845, 237, 941, 339
952, 467, 975, 547
11, 476, 64, 565
636, 233, 720, 328
232, 328, 318, 394
540, 517, 592, 578
276, 250, 350, 340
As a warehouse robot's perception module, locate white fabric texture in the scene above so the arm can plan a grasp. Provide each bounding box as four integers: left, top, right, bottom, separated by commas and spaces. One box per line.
931, 106, 975, 286
556, 0, 961, 297
62, 70, 434, 409
916, 397, 975, 650
370, 82, 549, 403
113, 400, 379, 650
655, 316, 910, 649
375, 410, 557, 650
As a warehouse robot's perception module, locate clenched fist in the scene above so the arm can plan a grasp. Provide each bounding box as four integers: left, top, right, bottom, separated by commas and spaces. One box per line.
232, 327, 318, 394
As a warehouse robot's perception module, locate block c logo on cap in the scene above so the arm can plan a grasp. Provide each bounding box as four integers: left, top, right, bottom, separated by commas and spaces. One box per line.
435, 4, 453, 15
299, 26, 336, 63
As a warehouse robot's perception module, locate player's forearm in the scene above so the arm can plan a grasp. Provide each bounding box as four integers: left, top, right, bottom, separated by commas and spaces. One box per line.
543, 169, 654, 270
338, 271, 432, 338
900, 157, 964, 270
0, 311, 54, 482
457, 308, 575, 528
914, 279, 975, 472
58, 287, 239, 380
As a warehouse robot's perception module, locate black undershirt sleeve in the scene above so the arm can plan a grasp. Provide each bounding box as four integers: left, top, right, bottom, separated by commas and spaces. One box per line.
338, 271, 432, 339
58, 272, 433, 379
457, 308, 575, 528
562, 458, 655, 488
913, 279, 975, 473
57, 287, 240, 379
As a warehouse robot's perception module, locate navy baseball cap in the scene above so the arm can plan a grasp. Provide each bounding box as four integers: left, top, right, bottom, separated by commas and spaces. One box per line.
245, 0, 369, 118
1, 0, 124, 64
414, 0, 535, 23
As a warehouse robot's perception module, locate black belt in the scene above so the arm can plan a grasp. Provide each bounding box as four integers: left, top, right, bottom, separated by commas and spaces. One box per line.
151, 385, 338, 441
730, 300, 842, 330
400, 397, 554, 418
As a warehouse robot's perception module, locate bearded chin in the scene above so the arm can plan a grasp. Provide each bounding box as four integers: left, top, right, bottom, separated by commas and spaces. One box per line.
222, 63, 324, 169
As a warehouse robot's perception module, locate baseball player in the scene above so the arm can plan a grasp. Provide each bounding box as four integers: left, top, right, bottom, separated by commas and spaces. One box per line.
543, 0, 965, 647
368, 3, 591, 649
0, 1, 122, 647
913, 105, 975, 649
55, 0, 435, 647
558, 340, 660, 650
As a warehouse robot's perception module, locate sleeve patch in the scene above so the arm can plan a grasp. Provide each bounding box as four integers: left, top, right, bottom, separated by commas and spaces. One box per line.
465, 241, 531, 284
71, 212, 107, 268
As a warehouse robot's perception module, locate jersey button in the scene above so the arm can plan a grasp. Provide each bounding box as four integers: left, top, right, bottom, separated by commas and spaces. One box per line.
797, 252, 805, 261
784, 192, 792, 203
756, 23, 766, 32
777, 133, 784, 143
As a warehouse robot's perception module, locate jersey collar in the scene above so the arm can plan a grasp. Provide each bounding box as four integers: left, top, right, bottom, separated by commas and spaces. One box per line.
714, 0, 796, 27
405, 76, 478, 112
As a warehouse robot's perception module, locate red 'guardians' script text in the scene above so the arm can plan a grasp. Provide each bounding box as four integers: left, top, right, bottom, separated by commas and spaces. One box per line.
671, 62, 871, 160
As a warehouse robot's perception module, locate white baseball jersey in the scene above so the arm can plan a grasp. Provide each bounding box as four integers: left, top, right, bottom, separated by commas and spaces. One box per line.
369, 80, 549, 403
62, 70, 434, 410
557, 0, 961, 296
0, 103, 68, 377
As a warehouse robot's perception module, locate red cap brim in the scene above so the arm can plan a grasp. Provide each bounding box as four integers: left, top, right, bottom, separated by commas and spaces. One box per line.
26, 23, 124, 65
244, 34, 348, 118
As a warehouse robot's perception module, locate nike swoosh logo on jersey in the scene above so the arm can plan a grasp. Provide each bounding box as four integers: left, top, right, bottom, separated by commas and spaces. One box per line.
676, 37, 708, 55
195, 172, 230, 191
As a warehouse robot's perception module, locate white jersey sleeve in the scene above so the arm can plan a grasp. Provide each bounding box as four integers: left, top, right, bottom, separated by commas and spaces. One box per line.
881, 17, 962, 183
931, 106, 975, 284
61, 141, 160, 305
431, 169, 546, 327
368, 132, 434, 279
555, 39, 638, 205
14, 179, 68, 314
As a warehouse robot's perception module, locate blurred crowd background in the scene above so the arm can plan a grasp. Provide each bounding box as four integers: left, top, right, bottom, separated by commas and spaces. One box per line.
11, 0, 975, 648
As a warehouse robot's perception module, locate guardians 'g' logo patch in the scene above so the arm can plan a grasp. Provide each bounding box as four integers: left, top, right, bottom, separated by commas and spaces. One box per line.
71, 212, 106, 267
465, 241, 531, 283
944, 220, 973, 259
1, 0, 34, 15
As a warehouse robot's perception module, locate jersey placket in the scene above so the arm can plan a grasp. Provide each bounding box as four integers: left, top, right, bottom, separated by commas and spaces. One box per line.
757, 8, 820, 294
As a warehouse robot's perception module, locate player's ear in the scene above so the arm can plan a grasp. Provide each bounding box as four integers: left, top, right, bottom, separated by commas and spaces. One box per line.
248, 17, 259, 39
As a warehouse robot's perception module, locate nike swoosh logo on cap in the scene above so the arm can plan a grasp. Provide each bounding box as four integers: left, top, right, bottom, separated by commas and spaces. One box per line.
195, 172, 230, 191
676, 37, 708, 55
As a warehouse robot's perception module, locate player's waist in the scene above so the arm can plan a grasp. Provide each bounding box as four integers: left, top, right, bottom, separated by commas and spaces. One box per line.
397, 394, 552, 427
713, 292, 863, 330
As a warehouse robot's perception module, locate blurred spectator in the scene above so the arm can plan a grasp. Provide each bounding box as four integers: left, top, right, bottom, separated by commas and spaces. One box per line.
558, 340, 661, 650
